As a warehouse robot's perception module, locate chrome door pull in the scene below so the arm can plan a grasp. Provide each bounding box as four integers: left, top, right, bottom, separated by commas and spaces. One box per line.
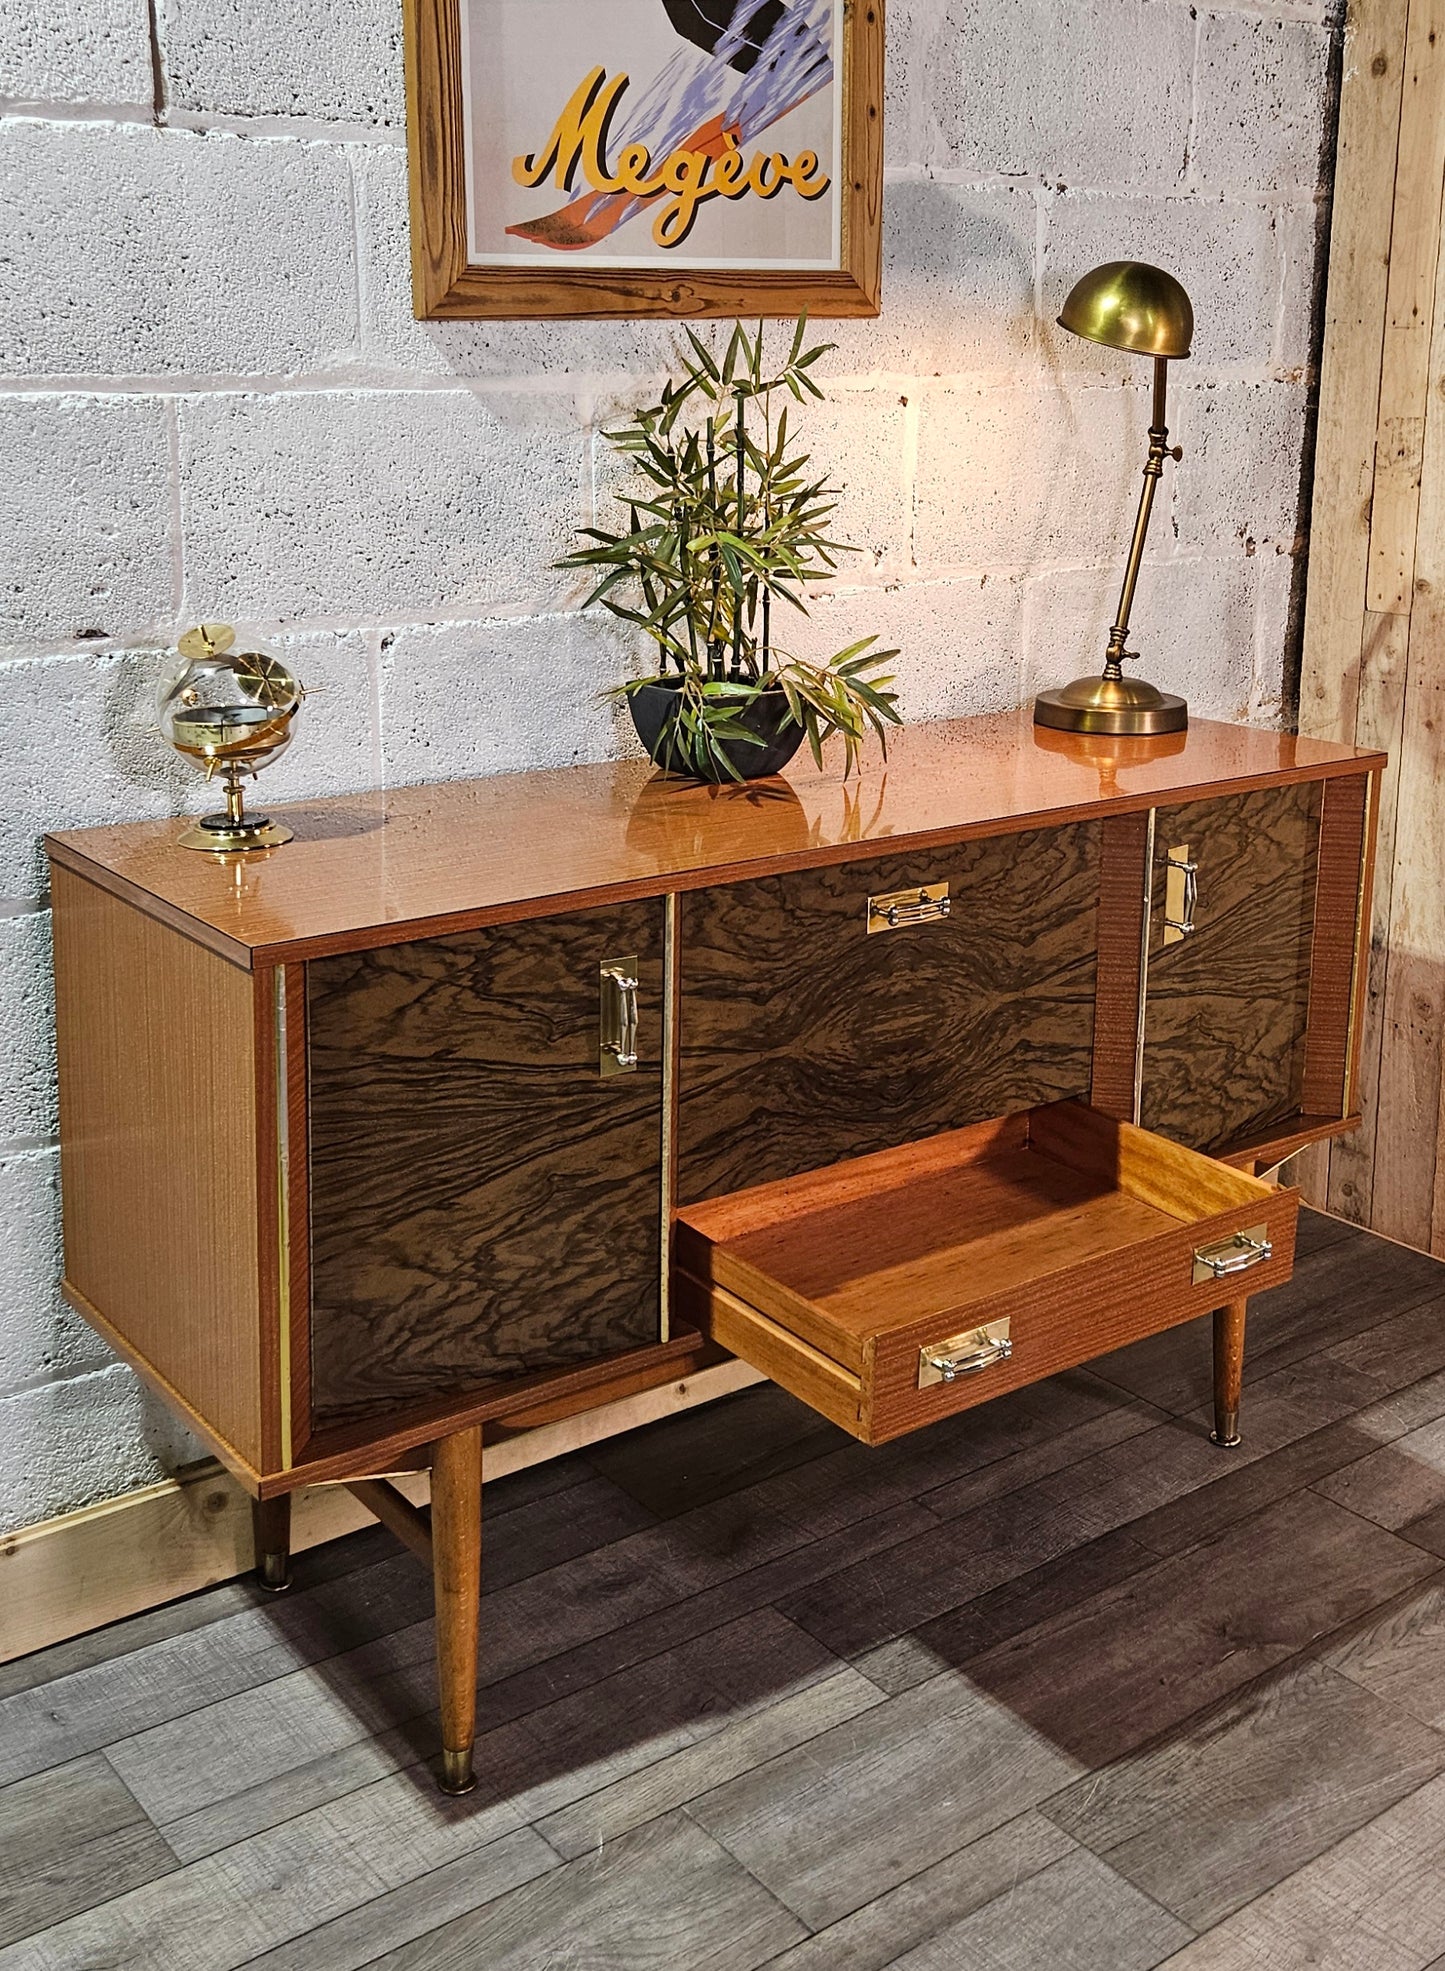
1164, 844, 1198, 945
1192, 1225, 1272, 1284
599, 957, 639, 1075
919, 1319, 1012, 1388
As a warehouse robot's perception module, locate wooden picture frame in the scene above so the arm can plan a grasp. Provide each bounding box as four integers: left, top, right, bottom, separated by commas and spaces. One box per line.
402, 0, 883, 320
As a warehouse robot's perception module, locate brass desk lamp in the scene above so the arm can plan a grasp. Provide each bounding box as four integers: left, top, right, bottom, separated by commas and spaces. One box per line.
1034, 260, 1193, 736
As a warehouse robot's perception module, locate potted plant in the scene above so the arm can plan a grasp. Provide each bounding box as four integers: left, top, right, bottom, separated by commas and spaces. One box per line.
561, 317, 901, 782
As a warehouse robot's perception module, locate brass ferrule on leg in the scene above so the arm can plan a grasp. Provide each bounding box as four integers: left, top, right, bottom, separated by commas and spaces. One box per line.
439, 1747, 477, 1795
256, 1551, 291, 1593
1210, 1413, 1242, 1449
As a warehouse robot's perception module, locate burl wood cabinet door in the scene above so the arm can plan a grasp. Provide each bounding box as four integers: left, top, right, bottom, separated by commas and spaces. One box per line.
677, 822, 1100, 1203
307, 901, 664, 1425
1141, 780, 1321, 1154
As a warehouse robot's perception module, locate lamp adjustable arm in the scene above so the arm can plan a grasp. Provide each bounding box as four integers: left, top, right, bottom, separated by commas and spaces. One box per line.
1103, 356, 1183, 680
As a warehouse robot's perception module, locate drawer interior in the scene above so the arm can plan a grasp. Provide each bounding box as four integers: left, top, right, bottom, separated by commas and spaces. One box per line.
675, 1101, 1296, 1442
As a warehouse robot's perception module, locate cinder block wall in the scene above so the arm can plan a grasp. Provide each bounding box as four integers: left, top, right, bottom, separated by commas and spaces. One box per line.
0, 0, 1340, 1532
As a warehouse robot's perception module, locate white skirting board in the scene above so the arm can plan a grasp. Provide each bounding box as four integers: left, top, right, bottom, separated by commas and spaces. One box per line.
0, 1360, 763, 1666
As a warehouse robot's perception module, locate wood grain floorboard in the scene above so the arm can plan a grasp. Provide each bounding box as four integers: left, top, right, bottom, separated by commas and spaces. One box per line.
0, 1753, 177, 1949
18, 1213, 1445, 1969
235, 1828, 558, 1971
884, 1846, 1192, 1971
360, 1812, 806, 1971
1043, 1654, 1445, 1929
1315, 1575, 1445, 1730
122, 1502, 934, 1866
687, 1672, 1080, 1930
1149, 1770, 1445, 1969
959, 1490, 1439, 1769
781, 1340, 1395, 1668
755, 1811, 1075, 1971
852, 1526, 1164, 1696
535, 1665, 886, 1861
1314, 1415, 1445, 1532
0, 1809, 398, 1971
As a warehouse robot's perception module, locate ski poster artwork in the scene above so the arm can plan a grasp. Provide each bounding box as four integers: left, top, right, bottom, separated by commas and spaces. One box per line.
461, 0, 843, 268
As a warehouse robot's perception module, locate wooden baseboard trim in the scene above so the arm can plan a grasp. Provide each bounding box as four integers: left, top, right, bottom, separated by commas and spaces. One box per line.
0, 1360, 762, 1665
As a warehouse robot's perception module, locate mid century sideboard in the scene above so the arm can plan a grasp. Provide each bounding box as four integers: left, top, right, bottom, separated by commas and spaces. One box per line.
46, 711, 1383, 1793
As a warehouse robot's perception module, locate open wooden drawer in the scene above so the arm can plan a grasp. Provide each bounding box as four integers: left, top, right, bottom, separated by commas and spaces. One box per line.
673, 1101, 1299, 1444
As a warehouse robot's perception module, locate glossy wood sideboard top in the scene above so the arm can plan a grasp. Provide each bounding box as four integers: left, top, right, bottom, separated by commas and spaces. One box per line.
45, 710, 1385, 969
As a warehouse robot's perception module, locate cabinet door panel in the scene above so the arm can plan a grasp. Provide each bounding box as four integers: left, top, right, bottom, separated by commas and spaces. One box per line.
307, 901, 664, 1425
1141, 781, 1320, 1153
677, 822, 1100, 1204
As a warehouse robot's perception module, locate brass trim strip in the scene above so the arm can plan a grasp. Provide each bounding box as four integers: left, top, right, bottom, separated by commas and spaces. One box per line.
274, 968, 293, 1469
660, 891, 679, 1344
1132, 808, 1156, 1127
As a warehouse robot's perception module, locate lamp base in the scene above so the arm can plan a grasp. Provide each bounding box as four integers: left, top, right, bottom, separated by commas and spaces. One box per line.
1033, 670, 1187, 737
177, 812, 294, 854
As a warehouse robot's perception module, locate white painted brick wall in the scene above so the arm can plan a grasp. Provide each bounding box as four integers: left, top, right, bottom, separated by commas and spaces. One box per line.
0, 0, 1343, 1533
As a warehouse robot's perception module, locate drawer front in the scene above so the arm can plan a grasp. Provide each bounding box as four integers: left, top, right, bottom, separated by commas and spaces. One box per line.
1142, 782, 1321, 1154
865, 1191, 1298, 1442
677, 822, 1101, 1203
307, 900, 665, 1426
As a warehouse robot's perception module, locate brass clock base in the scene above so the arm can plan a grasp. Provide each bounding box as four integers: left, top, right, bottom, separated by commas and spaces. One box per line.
177, 813, 294, 854
1034, 671, 1188, 737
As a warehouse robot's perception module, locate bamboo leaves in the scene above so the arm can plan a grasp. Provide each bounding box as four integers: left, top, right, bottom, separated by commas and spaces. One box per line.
558, 316, 901, 780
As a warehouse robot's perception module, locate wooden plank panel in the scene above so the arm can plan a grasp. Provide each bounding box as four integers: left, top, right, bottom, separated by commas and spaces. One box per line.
1365, 0, 1445, 614
307, 900, 665, 1424
1141, 783, 1321, 1153
1298, 0, 1411, 741
1325, 617, 1409, 1222
51, 866, 264, 1467
1375, 195, 1445, 1248
676, 823, 1100, 1203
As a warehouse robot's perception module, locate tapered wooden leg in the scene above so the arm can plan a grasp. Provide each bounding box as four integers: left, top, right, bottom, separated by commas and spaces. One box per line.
1211, 1299, 1247, 1447
431, 1424, 482, 1795
251, 1493, 292, 1594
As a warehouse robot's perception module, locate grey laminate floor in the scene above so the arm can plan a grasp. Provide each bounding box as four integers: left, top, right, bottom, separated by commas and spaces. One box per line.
9, 1208, 1445, 1968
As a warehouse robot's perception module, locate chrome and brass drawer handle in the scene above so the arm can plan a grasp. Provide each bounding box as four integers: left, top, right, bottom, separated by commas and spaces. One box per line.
1164, 844, 1198, 945
867, 883, 951, 934
1192, 1225, 1272, 1284
919, 1318, 1012, 1388
599, 956, 639, 1076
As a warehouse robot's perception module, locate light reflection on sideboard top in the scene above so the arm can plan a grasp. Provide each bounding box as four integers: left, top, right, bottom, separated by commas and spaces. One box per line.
44, 709, 1383, 969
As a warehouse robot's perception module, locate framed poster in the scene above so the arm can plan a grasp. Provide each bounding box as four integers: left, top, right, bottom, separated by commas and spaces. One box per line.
403, 0, 883, 318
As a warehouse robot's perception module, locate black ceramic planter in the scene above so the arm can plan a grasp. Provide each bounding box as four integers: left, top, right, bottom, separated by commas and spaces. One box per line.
627, 679, 806, 782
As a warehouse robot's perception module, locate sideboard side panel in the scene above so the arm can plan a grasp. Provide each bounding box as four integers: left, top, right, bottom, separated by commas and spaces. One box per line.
677, 822, 1101, 1203
50, 865, 265, 1466
1301, 770, 1374, 1117
307, 900, 665, 1424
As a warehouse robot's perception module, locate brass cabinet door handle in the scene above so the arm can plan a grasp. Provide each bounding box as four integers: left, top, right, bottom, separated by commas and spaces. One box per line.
599, 957, 639, 1075
1192, 1227, 1272, 1283
918, 1320, 1013, 1387
1164, 845, 1198, 944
